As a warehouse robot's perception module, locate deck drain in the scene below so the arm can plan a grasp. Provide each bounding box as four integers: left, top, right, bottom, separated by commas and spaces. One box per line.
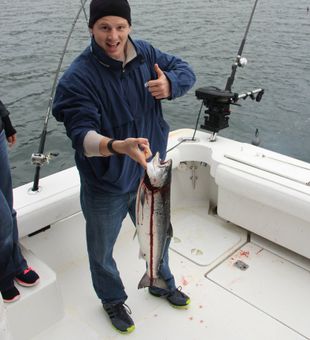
234, 260, 249, 271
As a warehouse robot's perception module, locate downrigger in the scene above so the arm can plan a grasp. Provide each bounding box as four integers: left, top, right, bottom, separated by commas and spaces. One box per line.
195, 0, 264, 141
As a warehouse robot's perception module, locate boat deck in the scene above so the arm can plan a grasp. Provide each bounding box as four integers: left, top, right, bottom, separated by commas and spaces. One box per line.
11, 204, 310, 340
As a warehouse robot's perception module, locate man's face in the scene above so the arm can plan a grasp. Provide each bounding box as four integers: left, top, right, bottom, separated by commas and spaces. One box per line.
90, 16, 131, 61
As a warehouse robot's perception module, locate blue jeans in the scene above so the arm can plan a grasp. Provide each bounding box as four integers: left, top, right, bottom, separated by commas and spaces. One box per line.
80, 179, 176, 305
0, 130, 27, 291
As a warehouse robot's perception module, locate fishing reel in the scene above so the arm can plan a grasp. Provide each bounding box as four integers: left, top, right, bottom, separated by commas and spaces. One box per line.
31, 152, 59, 167
196, 86, 264, 137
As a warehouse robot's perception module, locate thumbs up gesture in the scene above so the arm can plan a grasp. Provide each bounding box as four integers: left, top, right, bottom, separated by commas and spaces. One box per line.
146, 63, 171, 99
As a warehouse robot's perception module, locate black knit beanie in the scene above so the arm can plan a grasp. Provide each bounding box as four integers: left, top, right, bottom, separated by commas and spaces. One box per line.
88, 0, 131, 28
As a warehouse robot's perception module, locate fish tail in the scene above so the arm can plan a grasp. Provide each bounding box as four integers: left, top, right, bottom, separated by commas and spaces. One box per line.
138, 272, 151, 289
138, 272, 168, 290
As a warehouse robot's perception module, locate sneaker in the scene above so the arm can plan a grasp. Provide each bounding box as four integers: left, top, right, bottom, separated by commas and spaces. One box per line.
149, 286, 190, 309
103, 302, 135, 334
1, 286, 20, 303
15, 267, 40, 287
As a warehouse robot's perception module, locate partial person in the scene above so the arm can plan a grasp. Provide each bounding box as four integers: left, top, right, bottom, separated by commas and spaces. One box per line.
0, 100, 40, 303
52, 0, 196, 333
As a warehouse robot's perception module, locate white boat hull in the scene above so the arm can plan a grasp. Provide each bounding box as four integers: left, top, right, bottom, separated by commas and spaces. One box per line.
2, 129, 309, 340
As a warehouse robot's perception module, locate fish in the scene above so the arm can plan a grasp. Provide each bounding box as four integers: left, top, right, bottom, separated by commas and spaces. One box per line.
136, 152, 173, 289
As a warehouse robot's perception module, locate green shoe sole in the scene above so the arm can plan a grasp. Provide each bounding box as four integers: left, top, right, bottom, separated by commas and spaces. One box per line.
113, 324, 135, 334
169, 298, 191, 309
149, 288, 191, 309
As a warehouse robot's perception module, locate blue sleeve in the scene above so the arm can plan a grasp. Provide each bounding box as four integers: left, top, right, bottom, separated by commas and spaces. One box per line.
157, 50, 196, 99
137, 41, 196, 99
52, 74, 101, 154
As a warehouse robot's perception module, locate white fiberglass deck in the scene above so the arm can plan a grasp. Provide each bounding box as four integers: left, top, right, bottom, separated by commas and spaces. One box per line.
208, 239, 310, 338
6, 128, 310, 340
12, 206, 310, 340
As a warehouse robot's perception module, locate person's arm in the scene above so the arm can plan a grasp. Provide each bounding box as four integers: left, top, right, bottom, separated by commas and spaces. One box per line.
145, 45, 196, 100
0, 100, 10, 118
83, 131, 151, 169
53, 81, 152, 169
0, 101, 17, 147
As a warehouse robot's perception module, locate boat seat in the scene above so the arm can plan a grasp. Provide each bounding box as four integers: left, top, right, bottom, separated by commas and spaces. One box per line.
13, 167, 81, 238
215, 161, 310, 259
6, 246, 64, 340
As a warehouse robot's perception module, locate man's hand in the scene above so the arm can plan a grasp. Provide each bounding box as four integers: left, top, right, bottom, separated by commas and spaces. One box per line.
100, 137, 152, 169
121, 138, 152, 169
7, 134, 16, 148
146, 64, 171, 99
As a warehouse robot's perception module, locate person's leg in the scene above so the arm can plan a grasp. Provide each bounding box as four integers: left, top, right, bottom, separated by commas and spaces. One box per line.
0, 130, 27, 274
0, 131, 18, 292
11, 209, 27, 274
0, 189, 15, 292
80, 182, 129, 305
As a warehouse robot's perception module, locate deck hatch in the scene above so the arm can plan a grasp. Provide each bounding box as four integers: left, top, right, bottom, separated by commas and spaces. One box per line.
170, 205, 247, 269
207, 242, 310, 338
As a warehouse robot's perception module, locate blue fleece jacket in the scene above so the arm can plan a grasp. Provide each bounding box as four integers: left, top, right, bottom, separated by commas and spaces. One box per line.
52, 37, 196, 193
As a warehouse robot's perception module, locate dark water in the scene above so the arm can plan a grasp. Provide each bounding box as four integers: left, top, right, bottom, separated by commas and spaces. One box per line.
0, 0, 309, 188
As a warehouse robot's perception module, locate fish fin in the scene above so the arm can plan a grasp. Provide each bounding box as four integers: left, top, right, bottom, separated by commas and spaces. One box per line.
138, 249, 145, 259
138, 272, 151, 289
135, 184, 145, 227
167, 223, 173, 238
133, 229, 137, 240
138, 272, 168, 290
139, 187, 145, 205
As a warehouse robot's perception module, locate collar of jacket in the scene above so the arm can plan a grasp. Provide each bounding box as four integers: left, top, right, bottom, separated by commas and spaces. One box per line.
90, 36, 144, 70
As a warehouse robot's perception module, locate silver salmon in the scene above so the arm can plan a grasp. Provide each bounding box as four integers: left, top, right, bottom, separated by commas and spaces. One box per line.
136, 152, 173, 289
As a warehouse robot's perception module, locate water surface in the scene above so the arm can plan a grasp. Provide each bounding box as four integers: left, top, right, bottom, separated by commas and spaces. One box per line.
0, 0, 309, 187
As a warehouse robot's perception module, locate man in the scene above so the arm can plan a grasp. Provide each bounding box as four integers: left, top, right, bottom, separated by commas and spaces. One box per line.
52, 0, 196, 334
0, 100, 40, 303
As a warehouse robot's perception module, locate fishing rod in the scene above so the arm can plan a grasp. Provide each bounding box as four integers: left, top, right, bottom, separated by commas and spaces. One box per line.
195, 0, 264, 141
31, 0, 88, 192
225, 0, 259, 92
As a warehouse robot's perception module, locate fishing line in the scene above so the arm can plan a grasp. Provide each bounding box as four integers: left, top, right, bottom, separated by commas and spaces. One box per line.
166, 140, 184, 154
80, 0, 89, 25
166, 101, 204, 155
80, 0, 93, 37
31, 0, 88, 192
192, 101, 204, 141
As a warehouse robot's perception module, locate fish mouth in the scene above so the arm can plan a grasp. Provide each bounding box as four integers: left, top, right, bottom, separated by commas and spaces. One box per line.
152, 152, 171, 167
159, 158, 171, 166
146, 152, 172, 188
